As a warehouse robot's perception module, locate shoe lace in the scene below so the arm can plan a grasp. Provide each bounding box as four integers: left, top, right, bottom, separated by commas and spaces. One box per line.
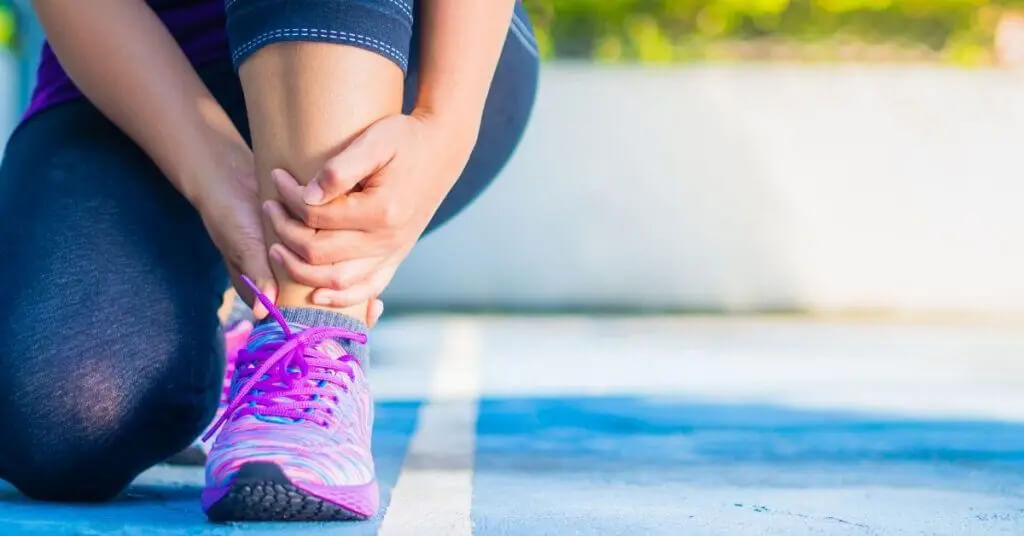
202, 276, 367, 441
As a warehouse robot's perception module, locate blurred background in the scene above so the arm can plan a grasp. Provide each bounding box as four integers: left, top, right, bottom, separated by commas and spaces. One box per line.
3, 0, 1024, 315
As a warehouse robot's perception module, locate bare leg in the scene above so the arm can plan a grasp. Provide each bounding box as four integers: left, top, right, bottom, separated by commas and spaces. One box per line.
238, 43, 403, 322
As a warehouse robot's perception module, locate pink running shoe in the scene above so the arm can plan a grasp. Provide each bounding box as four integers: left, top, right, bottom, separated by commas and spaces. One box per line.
201, 276, 376, 521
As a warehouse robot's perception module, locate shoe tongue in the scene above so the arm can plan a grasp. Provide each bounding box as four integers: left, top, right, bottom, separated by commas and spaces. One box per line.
242, 321, 348, 426
247, 321, 348, 359
250, 318, 366, 362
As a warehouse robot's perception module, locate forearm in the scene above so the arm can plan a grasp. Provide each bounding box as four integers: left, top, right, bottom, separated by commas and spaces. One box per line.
32, 0, 250, 207
413, 0, 517, 139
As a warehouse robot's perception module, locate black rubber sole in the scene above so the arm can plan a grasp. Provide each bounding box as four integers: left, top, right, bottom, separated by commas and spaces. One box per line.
205, 462, 365, 522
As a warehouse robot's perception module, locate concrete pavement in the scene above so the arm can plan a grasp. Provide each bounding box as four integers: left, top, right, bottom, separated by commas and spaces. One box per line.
3, 315, 1024, 534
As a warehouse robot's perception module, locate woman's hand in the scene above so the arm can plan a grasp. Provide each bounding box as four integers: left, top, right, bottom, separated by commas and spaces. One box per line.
262, 111, 477, 307
192, 159, 279, 319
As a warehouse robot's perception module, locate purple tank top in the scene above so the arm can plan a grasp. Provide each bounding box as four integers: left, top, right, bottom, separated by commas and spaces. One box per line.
24, 0, 229, 120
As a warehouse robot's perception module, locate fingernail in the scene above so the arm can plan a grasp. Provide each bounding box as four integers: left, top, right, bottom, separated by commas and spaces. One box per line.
303, 181, 324, 205
269, 247, 283, 264
312, 293, 331, 306
262, 200, 274, 214
271, 168, 288, 184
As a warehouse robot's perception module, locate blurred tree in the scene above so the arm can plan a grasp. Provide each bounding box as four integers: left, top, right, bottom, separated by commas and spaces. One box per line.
523, 0, 1024, 65
0, 1, 14, 50
0, 0, 1017, 64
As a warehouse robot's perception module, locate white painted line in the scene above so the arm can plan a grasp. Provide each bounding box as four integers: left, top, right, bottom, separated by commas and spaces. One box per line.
379, 319, 481, 535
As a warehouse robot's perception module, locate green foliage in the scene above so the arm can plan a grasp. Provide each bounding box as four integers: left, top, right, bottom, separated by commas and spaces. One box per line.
0, 2, 14, 51
0, 0, 1008, 63
522, 0, 1020, 64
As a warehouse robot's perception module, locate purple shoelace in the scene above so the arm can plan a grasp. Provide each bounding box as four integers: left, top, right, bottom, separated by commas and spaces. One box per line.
202, 276, 368, 441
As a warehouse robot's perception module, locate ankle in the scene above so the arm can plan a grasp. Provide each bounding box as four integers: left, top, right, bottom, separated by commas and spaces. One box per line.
275, 289, 368, 325
260, 306, 371, 364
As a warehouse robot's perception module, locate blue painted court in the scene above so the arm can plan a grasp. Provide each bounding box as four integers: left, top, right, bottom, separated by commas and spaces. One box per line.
3, 316, 1024, 535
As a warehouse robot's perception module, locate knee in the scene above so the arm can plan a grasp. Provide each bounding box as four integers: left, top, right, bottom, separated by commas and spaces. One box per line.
9, 456, 137, 502
3, 384, 217, 502
0, 338, 221, 501
2, 385, 218, 502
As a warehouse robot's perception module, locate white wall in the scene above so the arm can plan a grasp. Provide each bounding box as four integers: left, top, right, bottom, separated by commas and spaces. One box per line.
4, 59, 1021, 312
385, 64, 1024, 313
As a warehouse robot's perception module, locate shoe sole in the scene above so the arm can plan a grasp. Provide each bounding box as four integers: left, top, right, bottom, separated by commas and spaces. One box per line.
203, 462, 377, 522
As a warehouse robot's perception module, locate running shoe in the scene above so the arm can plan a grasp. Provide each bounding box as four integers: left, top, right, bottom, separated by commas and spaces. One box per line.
201, 276, 376, 521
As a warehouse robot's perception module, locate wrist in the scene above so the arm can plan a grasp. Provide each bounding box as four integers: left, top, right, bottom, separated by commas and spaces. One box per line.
411, 105, 481, 150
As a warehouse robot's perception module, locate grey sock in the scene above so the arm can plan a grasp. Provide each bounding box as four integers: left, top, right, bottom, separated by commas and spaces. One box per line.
260, 307, 370, 365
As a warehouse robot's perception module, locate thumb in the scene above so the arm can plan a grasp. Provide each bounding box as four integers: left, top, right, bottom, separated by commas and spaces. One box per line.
303, 119, 396, 206
367, 298, 384, 329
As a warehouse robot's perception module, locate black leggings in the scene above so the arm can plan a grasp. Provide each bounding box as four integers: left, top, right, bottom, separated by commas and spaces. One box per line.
0, 14, 537, 501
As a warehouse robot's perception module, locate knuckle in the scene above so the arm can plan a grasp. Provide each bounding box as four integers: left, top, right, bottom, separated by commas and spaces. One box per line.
282, 257, 303, 279
379, 203, 407, 228
319, 167, 337, 187
364, 121, 387, 141
273, 216, 291, 236
372, 236, 395, 255
295, 242, 316, 264
304, 210, 323, 229
306, 246, 327, 266
332, 291, 360, 307
328, 272, 348, 290
379, 227, 401, 248
270, 218, 287, 237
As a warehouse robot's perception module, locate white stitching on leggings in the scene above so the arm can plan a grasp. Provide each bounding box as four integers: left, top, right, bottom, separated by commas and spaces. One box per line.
231, 28, 408, 67
232, 30, 407, 68
509, 22, 539, 58
232, 27, 408, 64
225, 0, 240, 10
383, 0, 413, 20
511, 12, 537, 48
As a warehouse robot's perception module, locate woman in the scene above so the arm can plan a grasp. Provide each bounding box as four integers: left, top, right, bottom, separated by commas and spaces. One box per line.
0, 0, 537, 522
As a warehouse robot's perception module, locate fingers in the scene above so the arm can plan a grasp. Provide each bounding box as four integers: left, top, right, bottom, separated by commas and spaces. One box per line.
262, 198, 315, 252
269, 243, 387, 292
263, 200, 388, 263
309, 262, 398, 308
302, 120, 396, 206
248, 279, 278, 320
228, 250, 277, 320
272, 169, 383, 231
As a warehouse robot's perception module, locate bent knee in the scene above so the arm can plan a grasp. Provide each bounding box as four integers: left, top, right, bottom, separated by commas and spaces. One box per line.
0, 369, 218, 502
2, 399, 213, 502
8, 459, 134, 502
